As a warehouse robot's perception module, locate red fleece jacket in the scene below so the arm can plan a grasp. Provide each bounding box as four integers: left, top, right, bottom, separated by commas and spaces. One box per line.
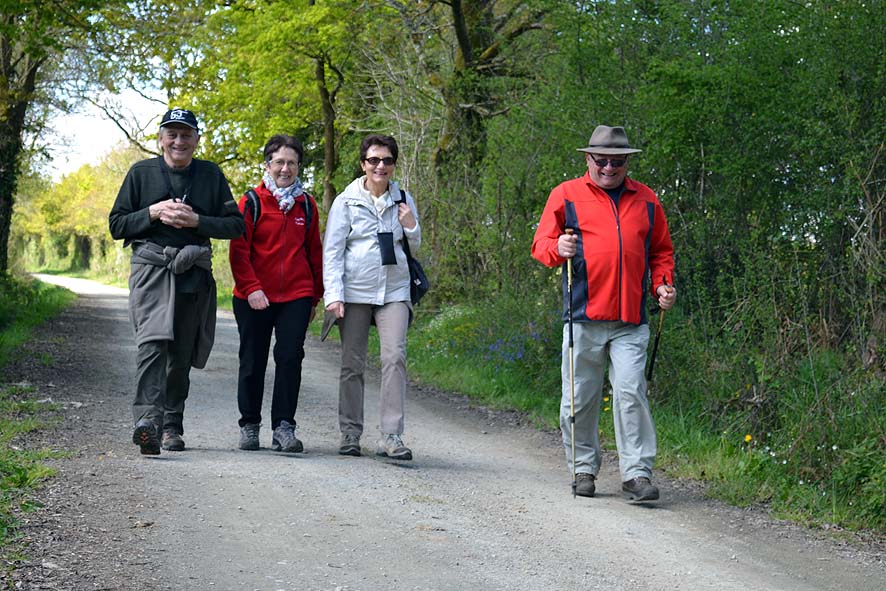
229, 182, 323, 305
531, 173, 674, 325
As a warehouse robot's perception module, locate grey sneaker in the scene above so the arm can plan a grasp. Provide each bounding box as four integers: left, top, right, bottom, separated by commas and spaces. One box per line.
376, 433, 412, 460
339, 433, 361, 456
622, 476, 659, 501
574, 473, 596, 497
161, 430, 185, 451
132, 418, 160, 456
239, 423, 261, 451
271, 420, 303, 453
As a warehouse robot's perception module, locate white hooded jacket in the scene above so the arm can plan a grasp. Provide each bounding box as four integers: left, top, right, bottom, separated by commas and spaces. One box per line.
323, 176, 421, 305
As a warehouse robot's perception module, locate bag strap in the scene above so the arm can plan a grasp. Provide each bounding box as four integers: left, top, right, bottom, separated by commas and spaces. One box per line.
158, 156, 196, 203
243, 189, 261, 229
301, 194, 313, 251
396, 189, 414, 260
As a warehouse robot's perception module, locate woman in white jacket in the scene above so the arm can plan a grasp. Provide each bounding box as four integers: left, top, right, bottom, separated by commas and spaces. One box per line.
323, 134, 421, 460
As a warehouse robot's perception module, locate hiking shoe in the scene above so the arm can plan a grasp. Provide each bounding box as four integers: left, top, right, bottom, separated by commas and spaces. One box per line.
132, 419, 160, 456
376, 433, 412, 460
271, 420, 303, 453
339, 433, 362, 456
239, 423, 261, 451
575, 473, 596, 497
622, 476, 660, 501
161, 430, 185, 451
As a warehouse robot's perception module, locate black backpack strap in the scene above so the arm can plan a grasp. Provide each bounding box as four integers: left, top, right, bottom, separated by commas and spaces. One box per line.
243, 189, 260, 229
301, 194, 313, 251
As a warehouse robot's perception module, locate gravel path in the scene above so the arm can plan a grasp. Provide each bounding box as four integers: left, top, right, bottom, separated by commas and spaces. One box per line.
1, 275, 883, 590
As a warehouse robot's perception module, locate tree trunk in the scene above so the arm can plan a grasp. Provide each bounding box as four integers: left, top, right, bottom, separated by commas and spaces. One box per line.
0, 32, 43, 275
0, 99, 35, 276
433, 0, 494, 174
0, 124, 21, 276
315, 57, 337, 211
73, 235, 92, 270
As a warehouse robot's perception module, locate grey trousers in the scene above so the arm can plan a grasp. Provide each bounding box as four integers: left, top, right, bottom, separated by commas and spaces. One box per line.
561, 321, 656, 481
338, 302, 410, 436
133, 292, 202, 435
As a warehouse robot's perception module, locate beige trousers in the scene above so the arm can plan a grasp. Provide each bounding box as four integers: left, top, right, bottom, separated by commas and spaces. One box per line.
337, 302, 410, 437
561, 321, 656, 481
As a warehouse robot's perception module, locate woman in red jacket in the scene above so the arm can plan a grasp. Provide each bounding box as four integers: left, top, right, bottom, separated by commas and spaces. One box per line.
229, 134, 323, 453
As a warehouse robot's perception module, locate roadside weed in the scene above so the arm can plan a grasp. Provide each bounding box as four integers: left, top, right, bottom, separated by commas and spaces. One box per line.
0, 275, 71, 557
0, 385, 61, 552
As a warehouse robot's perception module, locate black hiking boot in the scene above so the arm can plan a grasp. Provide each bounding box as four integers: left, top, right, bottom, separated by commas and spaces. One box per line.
161, 430, 185, 451
239, 423, 260, 451
622, 476, 659, 502
133, 419, 160, 456
575, 473, 596, 497
339, 433, 361, 456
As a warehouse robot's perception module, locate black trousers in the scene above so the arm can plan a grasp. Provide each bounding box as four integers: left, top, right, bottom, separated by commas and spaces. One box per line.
233, 296, 312, 429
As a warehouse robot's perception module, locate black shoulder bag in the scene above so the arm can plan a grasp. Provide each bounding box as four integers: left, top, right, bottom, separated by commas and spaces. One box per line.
397, 189, 429, 305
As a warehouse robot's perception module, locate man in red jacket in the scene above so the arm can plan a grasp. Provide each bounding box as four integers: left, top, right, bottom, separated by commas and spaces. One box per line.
532, 125, 676, 501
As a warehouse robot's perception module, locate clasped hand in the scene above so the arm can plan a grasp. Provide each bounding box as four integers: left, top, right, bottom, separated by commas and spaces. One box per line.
150, 199, 199, 229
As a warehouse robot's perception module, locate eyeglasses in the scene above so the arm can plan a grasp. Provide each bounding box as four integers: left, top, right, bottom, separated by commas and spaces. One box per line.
269, 158, 299, 169
590, 156, 627, 168
363, 156, 396, 166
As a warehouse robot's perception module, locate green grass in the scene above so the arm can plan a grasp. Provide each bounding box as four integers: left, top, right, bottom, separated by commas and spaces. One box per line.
0, 385, 64, 559
408, 340, 560, 427
0, 275, 72, 562
0, 275, 76, 368
398, 299, 885, 534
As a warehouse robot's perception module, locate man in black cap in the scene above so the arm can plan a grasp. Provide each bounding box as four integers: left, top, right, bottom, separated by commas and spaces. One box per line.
532, 125, 676, 501
109, 108, 244, 455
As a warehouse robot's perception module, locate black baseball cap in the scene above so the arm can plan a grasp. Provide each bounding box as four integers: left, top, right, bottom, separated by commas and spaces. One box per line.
159, 108, 199, 130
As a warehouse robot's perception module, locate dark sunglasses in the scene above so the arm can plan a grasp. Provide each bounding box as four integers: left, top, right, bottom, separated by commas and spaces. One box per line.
363, 156, 396, 166
591, 156, 627, 168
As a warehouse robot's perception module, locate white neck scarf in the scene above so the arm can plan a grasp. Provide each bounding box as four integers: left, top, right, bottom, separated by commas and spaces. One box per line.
263, 171, 304, 213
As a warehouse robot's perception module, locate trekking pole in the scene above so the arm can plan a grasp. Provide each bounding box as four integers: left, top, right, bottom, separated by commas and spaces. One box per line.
565, 228, 577, 498
646, 277, 673, 382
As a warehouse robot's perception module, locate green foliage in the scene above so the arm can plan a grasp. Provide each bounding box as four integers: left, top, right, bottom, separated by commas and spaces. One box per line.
0, 275, 75, 368
0, 384, 60, 553
0, 282, 68, 555
0, 0, 123, 273
643, 299, 886, 531
11, 144, 148, 280
409, 294, 562, 426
